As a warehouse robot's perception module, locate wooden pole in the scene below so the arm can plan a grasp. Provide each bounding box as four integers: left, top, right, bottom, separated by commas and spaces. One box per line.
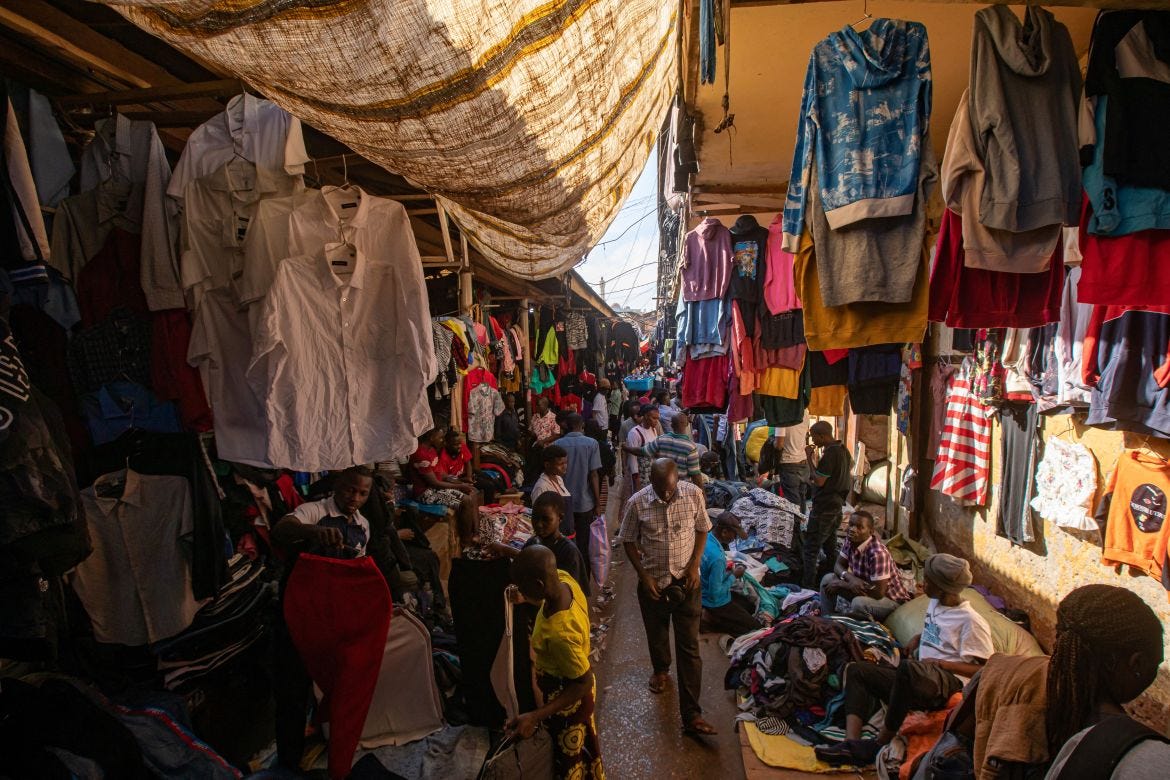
521, 297, 532, 415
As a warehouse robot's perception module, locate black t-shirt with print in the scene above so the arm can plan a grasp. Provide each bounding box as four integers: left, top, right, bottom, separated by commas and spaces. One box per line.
812, 441, 851, 512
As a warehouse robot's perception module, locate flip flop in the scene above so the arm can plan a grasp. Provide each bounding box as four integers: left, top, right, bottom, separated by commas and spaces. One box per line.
683, 717, 718, 736
647, 672, 669, 694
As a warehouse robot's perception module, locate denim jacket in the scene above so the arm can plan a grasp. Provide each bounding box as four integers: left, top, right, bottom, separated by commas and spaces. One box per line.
782, 19, 932, 251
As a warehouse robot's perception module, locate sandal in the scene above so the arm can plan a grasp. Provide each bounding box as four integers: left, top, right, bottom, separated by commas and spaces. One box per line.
647, 672, 669, 694
683, 717, 718, 736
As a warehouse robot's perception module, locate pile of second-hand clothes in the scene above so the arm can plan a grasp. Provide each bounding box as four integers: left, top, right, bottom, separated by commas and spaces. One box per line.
725, 615, 900, 743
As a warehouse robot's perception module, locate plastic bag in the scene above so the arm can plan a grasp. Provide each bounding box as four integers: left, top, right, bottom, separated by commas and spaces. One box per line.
590, 515, 610, 587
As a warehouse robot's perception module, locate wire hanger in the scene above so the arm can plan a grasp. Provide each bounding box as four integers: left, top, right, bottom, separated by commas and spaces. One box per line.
851, 0, 874, 31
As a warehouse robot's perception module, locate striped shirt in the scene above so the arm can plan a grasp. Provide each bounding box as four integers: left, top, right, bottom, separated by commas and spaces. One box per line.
617, 481, 711, 579
929, 377, 992, 504
644, 432, 701, 478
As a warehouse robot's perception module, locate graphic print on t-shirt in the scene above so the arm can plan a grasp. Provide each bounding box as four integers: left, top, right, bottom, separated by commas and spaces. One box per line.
922, 616, 942, 650
1130, 484, 1167, 533
733, 240, 760, 279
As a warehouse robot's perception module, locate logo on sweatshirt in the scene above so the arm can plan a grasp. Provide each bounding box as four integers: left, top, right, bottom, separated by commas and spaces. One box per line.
1130, 484, 1166, 533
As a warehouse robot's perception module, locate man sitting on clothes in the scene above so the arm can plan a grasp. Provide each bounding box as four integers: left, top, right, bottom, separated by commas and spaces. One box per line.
632, 412, 703, 484
816, 553, 994, 767
700, 511, 762, 637
409, 428, 476, 508
819, 510, 913, 621
439, 429, 473, 482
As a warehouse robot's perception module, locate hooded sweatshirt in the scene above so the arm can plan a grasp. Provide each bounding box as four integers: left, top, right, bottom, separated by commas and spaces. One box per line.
970, 6, 1081, 233
782, 19, 932, 251
941, 89, 1061, 272
681, 217, 732, 302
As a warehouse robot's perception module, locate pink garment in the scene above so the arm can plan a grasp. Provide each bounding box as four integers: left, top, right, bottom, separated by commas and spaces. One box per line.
764, 215, 802, 314
756, 343, 806, 371
681, 218, 733, 302
726, 371, 754, 423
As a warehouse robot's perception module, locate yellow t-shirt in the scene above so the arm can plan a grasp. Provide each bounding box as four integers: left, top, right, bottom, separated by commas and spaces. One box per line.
808, 385, 847, 417
531, 570, 592, 680
795, 229, 929, 351
757, 366, 802, 399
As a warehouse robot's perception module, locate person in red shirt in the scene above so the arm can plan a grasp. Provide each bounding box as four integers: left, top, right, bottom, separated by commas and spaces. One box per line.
410, 428, 475, 507
439, 429, 474, 482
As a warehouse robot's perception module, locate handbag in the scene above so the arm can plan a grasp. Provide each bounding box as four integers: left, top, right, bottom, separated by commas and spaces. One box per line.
589, 515, 611, 587
477, 728, 555, 780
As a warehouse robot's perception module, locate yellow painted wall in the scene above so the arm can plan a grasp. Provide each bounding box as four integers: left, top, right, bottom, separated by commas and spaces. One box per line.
925, 414, 1170, 730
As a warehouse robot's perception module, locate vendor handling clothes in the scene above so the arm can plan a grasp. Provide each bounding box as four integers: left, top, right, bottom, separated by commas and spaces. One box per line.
699, 511, 763, 637
816, 553, 994, 767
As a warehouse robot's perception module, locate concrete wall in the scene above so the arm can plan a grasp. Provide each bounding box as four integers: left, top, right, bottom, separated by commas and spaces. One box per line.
924, 415, 1170, 731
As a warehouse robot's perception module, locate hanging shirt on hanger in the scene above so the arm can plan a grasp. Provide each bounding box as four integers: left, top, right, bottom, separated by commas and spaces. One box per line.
168, 94, 308, 201
249, 247, 434, 471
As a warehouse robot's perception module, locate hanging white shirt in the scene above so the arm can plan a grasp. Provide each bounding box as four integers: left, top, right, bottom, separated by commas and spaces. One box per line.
188, 287, 272, 467
179, 158, 302, 307
169, 94, 309, 201
239, 186, 437, 381
248, 246, 434, 471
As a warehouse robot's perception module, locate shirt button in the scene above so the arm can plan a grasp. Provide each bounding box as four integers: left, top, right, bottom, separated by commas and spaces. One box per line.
344, 321, 350, 327
342, 297, 348, 302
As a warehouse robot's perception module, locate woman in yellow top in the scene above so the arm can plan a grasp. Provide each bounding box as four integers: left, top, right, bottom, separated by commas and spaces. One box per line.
506, 545, 604, 779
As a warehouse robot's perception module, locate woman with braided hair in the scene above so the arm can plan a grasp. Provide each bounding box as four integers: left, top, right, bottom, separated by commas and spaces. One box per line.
965, 585, 1163, 779
1043, 584, 1166, 779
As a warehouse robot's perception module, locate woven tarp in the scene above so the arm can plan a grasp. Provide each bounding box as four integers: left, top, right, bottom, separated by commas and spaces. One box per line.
100, 0, 677, 280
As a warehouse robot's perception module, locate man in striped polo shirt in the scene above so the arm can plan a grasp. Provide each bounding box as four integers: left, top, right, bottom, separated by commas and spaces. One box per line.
631, 413, 702, 484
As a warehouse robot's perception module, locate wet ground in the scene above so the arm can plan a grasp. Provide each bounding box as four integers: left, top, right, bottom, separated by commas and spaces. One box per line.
593, 482, 747, 780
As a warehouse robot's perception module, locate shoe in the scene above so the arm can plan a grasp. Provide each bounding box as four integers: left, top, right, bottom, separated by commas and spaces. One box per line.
814, 738, 882, 767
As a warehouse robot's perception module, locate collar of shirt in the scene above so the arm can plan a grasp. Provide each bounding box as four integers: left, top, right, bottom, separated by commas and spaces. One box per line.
319, 185, 373, 232
92, 114, 134, 168
325, 495, 365, 525
91, 468, 145, 512
856, 535, 873, 554
313, 244, 368, 291
564, 431, 585, 439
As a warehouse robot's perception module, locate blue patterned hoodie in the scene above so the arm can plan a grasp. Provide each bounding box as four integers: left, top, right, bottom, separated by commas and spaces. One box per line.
781, 19, 932, 251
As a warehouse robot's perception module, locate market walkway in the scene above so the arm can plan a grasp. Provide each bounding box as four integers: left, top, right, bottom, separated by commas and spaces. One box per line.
593, 483, 746, 780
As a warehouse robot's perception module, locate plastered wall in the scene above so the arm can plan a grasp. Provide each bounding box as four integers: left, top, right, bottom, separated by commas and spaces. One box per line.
925, 414, 1170, 731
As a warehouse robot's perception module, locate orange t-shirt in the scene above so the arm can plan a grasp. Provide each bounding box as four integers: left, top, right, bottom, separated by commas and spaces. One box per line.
1102, 451, 1170, 580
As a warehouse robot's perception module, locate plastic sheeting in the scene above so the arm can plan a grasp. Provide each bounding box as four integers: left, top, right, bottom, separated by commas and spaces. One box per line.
101, 0, 678, 279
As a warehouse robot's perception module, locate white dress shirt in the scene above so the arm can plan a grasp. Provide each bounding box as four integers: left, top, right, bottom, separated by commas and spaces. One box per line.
179, 158, 302, 307
72, 470, 206, 645
248, 247, 434, 471
169, 94, 309, 201
188, 286, 271, 467
78, 113, 182, 310
48, 179, 139, 282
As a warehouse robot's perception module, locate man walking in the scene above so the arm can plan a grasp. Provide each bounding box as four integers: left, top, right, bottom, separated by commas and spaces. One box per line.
633, 413, 702, 484
802, 421, 851, 589
623, 404, 660, 493
554, 413, 602, 579
617, 459, 717, 736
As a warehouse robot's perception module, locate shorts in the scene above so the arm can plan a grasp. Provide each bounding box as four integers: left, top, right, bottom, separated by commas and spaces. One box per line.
418, 488, 465, 508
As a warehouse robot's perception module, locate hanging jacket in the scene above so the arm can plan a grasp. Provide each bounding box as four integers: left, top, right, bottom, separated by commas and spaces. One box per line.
969, 5, 1081, 233
782, 19, 932, 251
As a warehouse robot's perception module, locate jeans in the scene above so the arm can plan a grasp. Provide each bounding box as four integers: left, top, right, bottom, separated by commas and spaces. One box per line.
842, 659, 963, 734
637, 578, 704, 723
701, 591, 761, 636
819, 573, 900, 621
801, 503, 842, 589
776, 462, 810, 513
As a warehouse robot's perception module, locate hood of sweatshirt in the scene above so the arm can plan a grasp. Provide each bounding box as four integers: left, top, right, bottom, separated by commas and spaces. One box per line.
730, 215, 762, 235
978, 5, 1055, 77
698, 217, 724, 240
835, 18, 917, 89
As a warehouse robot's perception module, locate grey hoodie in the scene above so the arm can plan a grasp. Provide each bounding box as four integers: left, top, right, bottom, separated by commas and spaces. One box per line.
970, 6, 1082, 233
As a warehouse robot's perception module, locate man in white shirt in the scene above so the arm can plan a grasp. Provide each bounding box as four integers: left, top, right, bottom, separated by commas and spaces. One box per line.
623, 405, 661, 493
818, 553, 994, 767
270, 465, 375, 770
774, 416, 810, 512
531, 444, 572, 510
592, 379, 611, 431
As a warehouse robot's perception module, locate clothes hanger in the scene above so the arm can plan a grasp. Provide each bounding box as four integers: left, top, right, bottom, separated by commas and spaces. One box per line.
850, 0, 874, 31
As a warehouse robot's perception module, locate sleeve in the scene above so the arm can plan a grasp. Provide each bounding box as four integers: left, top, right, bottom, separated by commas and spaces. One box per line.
693, 493, 712, 533
289, 500, 323, 527
699, 539, 719, 587
627, 428, 643, 473
410, 449, 435, 478
685, 446, 701, 477
781, 53, 818, 252
139, 128, 184, 311
245, 281, 285, 399
813, 447, 838, 479
48, 201, 79, 281
283, 116, 310, 175
492, 390, 505, 417
868, 545, 895, 582
928, 209, 963, 324
549, 620, 591, 680
616, 499, 639, 544
959, 613, 996, 663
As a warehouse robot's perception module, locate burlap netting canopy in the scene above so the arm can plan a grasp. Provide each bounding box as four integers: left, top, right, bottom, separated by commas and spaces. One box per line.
100, 0, 678, 280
